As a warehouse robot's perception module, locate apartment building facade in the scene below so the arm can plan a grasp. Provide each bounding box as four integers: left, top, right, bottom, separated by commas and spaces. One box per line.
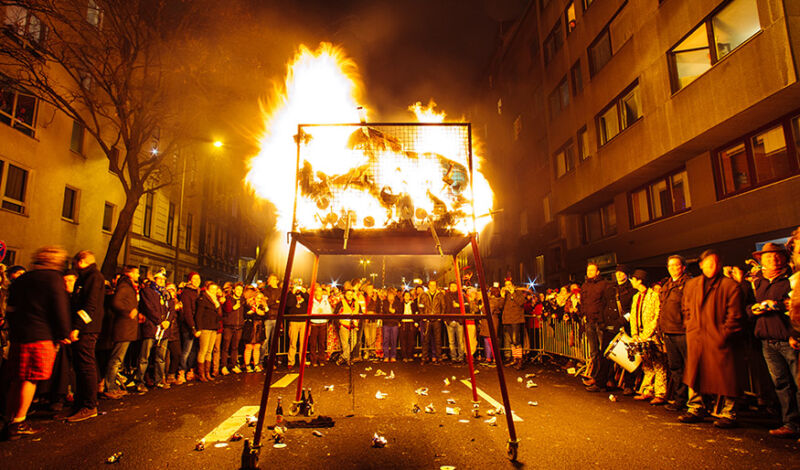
478, 0, 800, 286
0, 4, 265, 283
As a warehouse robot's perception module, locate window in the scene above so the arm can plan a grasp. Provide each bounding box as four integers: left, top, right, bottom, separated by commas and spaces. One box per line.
597, 81, 641, 146
588, 29, 612, 76
0, 162, 28, 214
87, 0, 103, 28
629, 170, 692, 227
565, 2, 577, 34
543, 20, 564, 65
185, 213, 193, 251
70, 120, 85, 155
669, 0, 760, 91
102, 202, 114, 232
588, 2, 632, 76
3, 6, 46, 46
570, 61, 583, 96
0, 78, 38, 137
583, 202, 616, 243
4, 249, 16, 265
62, 186, 78, 221
715, 113, 800, 198
548, 77, 570, 120
554, 140, 577, 178
543, 193, 552, 223
577, 126, 590, 160
513, 115, 522, 141
167, 202, 175, 246
143, 192, 153, 238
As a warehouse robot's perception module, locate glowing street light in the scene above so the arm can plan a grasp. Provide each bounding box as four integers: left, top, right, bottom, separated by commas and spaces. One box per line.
359, 258, 371, 277
213, 140, 224, 148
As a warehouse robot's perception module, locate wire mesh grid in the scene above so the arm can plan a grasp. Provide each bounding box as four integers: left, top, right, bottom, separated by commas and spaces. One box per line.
293, 123, 474, 234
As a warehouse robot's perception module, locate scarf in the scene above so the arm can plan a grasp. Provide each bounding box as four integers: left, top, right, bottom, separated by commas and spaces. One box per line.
762, 265, 788, 282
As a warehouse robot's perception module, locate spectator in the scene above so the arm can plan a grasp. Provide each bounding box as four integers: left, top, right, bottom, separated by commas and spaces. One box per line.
501, 279, 526, 370
629, 269, 667, 405
399, 290, 417, 362
678, 250, 747, 428
382, 288, 401, 362
178, 272, 201, 383
659, 255, 692, 412
746, 243, 797, 438
285, 280, 309, 370
63, 251, 105, 422
135, 269, 167, 393
337, 289, 360, 364
195, 282, 222, 382
221, 283, 246, 375
309, 286, 331, 367
362, 283, 379, 360
2, 247, 71, 440
157, 283, 181, 387
582, 263, 617, 392
262, 274, 281, 366
242, 292, 267, 372
789, 228, 800, 343
417, 281, 445, 364
444, 281, 465, 363
102, 265, 139, 399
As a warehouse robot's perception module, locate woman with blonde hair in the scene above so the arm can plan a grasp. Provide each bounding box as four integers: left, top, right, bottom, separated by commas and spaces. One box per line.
194, 282, 222, 382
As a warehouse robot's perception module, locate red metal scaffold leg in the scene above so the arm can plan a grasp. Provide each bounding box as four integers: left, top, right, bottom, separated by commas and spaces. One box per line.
452, 255, 480, 414
294, 254, 320, 407
470, 235, 519, 461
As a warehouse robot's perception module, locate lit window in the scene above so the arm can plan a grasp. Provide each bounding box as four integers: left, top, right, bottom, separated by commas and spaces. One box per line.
577, 126, 590, 160
3, 6, 46, 45
751, 126, 792, 183
669, 0, 760, 91
718, 142, 751, 194
0, 78, 38, 137
597, 81, 641, 146
629, 169, 692, 227
87, 0, 103, 28
554, 140, 576, 178
565, 2, 577, 34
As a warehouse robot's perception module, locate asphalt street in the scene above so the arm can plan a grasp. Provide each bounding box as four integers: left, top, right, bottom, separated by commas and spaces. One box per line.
1, 359, 798, 469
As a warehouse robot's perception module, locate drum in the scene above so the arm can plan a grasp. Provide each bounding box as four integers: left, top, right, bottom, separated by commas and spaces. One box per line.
604, 331, 641, 373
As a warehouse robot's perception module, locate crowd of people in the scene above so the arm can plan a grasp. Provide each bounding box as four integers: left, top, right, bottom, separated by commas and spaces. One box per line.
0, 225, 798, 444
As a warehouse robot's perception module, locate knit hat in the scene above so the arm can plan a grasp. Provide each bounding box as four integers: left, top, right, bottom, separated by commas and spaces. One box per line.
630, 269, 648, 284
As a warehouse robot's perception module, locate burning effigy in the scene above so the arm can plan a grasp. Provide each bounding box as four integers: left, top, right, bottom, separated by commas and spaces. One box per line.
246, 43, 493, 240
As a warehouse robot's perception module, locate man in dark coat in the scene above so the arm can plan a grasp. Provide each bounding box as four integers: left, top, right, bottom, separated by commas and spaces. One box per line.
581, 263, 615, 392
62, 251, 105, 423
659, 255, 691, 411
678, 250, 747, 428
102, 266, 139, 398
2, 247, 71, 440
178, 272, 201, 382
135, 269, 167, 393
261, 274, 281, 365
746, 243, 797, 438
417, 281, 446, 364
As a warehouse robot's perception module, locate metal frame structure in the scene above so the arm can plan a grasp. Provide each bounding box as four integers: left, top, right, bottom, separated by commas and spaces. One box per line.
242, 123, 519, 468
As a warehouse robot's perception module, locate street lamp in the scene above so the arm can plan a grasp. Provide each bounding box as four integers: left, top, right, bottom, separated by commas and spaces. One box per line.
359, 258, 371, 278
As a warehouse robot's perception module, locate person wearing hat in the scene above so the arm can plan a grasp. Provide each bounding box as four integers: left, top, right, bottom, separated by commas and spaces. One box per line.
629, 269, 667, 405
747, 242, 797, 438
134, 268, 168, 393
678, 249, 747, 428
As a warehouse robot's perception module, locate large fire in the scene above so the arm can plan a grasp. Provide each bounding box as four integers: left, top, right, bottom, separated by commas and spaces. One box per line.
246, 43, 494, 235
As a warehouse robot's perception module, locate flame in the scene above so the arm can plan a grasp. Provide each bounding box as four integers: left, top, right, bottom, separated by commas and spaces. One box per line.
246, 44, 494, 235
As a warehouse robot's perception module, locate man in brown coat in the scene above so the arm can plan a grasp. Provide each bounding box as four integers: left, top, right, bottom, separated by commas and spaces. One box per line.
678, 249, 747, 428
